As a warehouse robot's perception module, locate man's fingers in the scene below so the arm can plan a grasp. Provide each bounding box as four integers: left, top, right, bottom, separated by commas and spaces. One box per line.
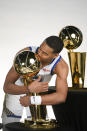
39, 81, 48, 86
41, 85, 48, 91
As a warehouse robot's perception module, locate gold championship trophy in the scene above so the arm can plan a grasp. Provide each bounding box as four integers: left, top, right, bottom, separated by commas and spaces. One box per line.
59, 25, 86, 88
13, 50, 58, 129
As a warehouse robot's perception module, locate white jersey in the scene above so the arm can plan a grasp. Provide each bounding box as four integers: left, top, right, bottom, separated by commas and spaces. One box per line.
2, 46, 62, 123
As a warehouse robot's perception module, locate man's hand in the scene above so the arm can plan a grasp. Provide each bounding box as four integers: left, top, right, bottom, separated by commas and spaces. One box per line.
28, 76, 48, 93
20, 95, 30, 107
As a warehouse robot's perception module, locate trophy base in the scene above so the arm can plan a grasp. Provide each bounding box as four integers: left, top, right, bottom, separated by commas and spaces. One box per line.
24, 119, 60, 129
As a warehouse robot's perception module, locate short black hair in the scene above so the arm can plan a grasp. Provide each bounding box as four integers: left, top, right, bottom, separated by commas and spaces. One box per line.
43, 36, 64, 53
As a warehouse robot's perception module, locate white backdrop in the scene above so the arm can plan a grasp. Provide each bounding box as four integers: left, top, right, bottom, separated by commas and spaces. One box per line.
0, 0, 87, 124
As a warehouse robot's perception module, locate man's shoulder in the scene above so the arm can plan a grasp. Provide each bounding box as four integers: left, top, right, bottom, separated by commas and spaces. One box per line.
54, 57, 69, 75
60, 58, 68, 69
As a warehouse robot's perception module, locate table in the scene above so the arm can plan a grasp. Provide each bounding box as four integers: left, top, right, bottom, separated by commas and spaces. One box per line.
53, 87, 87, 131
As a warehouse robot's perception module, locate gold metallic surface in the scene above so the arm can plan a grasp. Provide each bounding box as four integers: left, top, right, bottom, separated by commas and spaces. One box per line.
59, 25, 83, 51
68, 52, 86, 88
24, 119, 59, 129
59, 25, 86, 88
14, 50, 40, 76
14, 50, 58, 129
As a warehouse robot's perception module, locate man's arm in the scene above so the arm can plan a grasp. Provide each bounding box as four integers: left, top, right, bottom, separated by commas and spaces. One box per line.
3, 66, 48, 95
41, 62, 68, 105
3, 66, 29, 95
3, 47, 29, 94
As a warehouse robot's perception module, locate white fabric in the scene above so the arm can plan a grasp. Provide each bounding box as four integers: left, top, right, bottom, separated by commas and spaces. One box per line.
30, 96, 42, 105
5, 78, 31, 116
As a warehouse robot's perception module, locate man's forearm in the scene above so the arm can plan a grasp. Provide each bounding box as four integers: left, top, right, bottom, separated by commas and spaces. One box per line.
41, 92, 67, 105
3, 83, 29, 95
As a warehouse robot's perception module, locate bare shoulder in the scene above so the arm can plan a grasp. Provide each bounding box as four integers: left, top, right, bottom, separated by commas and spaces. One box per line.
54, 57, 69, 79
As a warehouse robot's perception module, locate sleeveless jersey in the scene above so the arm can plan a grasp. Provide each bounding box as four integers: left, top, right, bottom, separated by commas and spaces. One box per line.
2, 46, 62, 119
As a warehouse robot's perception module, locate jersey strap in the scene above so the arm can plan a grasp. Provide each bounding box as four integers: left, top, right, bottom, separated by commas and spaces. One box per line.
36, 47, 39, 53
29, 46, 39, 53
29, 46, 32, 51
51, 56, 61, 75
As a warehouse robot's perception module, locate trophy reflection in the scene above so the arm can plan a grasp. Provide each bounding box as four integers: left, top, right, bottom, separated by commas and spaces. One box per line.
14, 50, 58, 129
59, 26, 86, 88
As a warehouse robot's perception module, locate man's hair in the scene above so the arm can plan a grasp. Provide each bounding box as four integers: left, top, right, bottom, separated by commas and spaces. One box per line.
43, 36, 64, 53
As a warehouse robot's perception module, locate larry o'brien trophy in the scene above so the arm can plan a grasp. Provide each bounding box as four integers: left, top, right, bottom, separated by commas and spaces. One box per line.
59, 26, 86, 88
13, 50, 58, 129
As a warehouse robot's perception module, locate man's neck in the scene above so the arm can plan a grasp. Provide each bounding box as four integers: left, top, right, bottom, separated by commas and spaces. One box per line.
40, 58, 55, 68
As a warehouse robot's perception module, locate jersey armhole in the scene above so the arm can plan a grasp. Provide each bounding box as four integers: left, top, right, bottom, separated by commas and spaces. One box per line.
51, 56, 62, 75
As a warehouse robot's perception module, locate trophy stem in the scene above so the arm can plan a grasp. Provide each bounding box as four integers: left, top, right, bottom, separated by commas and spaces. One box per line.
68, 52, 86, 88
23, 79, 59, 129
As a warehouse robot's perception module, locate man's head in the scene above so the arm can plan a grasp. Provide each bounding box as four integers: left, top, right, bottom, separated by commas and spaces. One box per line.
44, 36, 64, 53
38, 36, 64, 64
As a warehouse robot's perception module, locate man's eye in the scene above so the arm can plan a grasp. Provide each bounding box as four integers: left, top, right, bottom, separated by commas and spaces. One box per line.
44, 52, 48, 55
39, 48, 48, 56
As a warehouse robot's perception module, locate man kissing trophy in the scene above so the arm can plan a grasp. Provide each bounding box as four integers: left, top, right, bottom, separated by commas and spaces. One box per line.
14, 50, 58, 129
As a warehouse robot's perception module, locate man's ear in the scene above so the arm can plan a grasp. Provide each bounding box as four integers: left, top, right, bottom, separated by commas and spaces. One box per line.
54, 53, 59, 58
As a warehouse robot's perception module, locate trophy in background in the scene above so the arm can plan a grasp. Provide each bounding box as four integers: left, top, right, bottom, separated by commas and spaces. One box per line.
14, 50, 58, 129
59, 25, 86, 88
